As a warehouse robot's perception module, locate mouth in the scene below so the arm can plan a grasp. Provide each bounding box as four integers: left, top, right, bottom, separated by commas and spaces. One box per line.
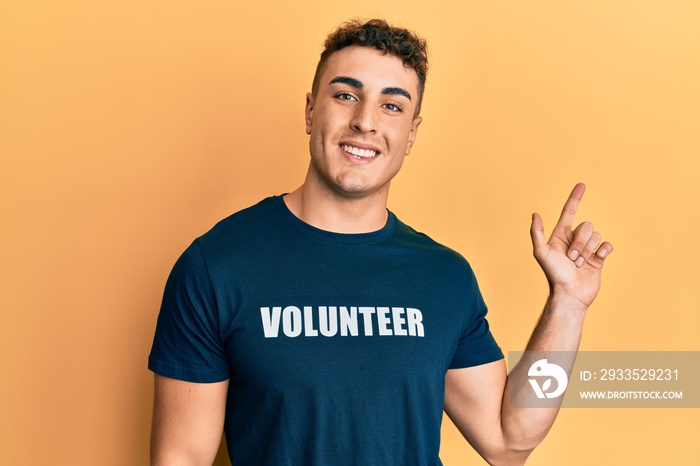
340, 143, 379, 160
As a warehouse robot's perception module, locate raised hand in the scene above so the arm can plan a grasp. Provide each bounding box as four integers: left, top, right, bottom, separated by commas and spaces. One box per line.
529, 183, 613, 309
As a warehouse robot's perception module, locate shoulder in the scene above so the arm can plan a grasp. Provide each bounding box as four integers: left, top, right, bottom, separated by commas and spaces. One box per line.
193, 196, 286, 252
200, 196, 280, 240
170, 196, 284, 277
392, 216, 475, 273
386, 216, 483, 298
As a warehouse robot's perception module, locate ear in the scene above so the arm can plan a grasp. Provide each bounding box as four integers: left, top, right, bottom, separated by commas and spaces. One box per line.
305, 92, 314, 135
405, 116, 423, 155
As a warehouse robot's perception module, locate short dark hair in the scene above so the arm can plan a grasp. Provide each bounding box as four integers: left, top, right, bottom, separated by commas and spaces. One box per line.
311, 19, 429, 116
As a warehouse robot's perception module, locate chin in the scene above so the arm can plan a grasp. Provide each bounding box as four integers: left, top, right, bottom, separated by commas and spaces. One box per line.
333, 180, 387, 200
333, 185, 372, 198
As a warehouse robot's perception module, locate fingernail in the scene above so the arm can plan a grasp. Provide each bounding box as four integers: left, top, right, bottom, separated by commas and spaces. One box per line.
569, 250, 579, 260
599, 248, 608, 257
576, 256, 585, 267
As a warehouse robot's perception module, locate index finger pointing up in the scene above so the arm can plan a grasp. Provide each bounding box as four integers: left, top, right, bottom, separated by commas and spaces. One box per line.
555, 183, 586, 229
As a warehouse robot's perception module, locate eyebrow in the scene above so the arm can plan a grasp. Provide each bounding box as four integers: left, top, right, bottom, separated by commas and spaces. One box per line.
381, 87, 412, 101
329, 76, 412, 101
330, 76, 363, 89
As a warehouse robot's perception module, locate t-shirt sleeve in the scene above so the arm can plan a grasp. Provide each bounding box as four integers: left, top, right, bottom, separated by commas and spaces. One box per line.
148, 240, 231, 382
449, 266, 504, 369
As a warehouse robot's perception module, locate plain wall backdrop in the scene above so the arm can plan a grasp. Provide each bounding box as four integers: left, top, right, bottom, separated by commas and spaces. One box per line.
1, 1, 698, 464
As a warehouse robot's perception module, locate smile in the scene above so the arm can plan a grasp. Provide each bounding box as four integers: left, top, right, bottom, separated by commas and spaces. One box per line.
341, 144, 378, 159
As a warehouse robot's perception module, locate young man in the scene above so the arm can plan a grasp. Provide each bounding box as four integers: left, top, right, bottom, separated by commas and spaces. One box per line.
149, 19, 613, 465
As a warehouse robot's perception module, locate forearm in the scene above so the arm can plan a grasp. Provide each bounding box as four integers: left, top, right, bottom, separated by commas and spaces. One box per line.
526, 292, 587, 351
500, 293, 587, 455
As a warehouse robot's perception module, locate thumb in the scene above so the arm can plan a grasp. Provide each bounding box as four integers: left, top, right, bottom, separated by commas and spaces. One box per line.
530, 213, 547, 255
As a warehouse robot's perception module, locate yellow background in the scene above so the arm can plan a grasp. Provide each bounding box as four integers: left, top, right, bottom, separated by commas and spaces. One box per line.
1, 1, 698, 464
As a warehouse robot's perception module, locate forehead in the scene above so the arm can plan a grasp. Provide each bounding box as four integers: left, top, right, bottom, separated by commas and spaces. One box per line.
319, 46, 419, 96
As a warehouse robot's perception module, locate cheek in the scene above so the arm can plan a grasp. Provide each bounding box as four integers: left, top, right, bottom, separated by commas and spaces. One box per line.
388, 126, 413, 149
312, 111, 335, 138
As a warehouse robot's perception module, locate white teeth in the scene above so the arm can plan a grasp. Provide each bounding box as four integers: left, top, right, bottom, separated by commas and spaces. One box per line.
342, 144, 377, 158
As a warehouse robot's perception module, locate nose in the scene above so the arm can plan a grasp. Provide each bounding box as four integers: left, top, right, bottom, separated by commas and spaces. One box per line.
350, 101, 377, 133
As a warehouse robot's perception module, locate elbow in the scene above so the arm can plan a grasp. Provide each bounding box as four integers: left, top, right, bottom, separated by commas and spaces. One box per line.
482, 446, 534, 466
487, 413, 551, 464
481, 431, 545, 466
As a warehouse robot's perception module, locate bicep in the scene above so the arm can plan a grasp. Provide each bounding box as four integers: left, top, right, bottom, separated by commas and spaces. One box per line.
151, 374, 229, 466
444, 359, 507, 461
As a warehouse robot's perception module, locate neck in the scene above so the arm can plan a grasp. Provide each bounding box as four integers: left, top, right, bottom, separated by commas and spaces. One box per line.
284, 181, 390, 234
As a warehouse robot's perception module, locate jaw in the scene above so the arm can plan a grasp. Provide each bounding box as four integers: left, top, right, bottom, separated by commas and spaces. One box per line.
304, 132, 407, 202
304, 156, 388, 201
318, 154, 405, 203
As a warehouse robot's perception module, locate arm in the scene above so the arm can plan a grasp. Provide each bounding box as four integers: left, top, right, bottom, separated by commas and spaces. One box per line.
151, 374, 229, 466
445, 183, 613, 465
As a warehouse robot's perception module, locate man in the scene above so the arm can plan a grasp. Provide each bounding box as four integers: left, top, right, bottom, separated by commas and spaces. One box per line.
149, 19, 613, 465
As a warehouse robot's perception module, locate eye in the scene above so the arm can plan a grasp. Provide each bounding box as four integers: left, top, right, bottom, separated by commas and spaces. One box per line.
383, 102, 403, 112
335, 92, 357, 102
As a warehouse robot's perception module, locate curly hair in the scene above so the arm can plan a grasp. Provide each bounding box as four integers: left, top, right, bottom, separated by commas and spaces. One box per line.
311, 19, 429, 115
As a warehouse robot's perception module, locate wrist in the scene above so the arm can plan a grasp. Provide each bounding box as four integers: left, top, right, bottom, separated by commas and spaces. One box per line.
547, 291, 589, 320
